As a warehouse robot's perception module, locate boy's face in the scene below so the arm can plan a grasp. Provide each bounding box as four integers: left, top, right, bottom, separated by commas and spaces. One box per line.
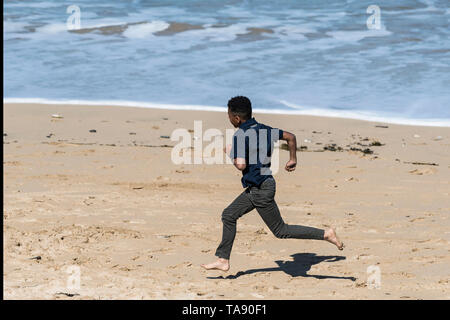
227, 109, 241, 128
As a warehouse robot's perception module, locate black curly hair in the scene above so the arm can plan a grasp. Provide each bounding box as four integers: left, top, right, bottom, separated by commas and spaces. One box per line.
227, 96, 252, 120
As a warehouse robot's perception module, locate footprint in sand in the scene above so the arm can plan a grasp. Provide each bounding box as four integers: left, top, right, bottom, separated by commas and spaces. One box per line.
409, 217, 425, 223
409, 168, 437, 175
3, 161, 21, 166
354, 254, 377, 261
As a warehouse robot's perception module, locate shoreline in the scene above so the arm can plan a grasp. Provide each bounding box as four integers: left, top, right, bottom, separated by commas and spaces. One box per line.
4, 98, 450, 127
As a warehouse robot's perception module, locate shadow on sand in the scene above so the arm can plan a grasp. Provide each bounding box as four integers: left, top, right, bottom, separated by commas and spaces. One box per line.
207, 253, 356, 281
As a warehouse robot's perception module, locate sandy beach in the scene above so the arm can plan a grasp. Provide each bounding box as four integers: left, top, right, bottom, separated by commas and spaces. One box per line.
3, 102, 450, 300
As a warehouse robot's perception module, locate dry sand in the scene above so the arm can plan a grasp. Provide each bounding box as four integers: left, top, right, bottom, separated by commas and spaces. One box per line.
3, 102, 450, 299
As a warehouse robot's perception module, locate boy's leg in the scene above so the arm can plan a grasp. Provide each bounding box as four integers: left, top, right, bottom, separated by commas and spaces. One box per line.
214, 189, 255, 260
257, 200, 325, 240
258, 197, 344, 249
253, 178, 325, 240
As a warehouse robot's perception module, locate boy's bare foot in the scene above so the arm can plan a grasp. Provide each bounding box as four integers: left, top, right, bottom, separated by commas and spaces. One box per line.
201, 258, 230, 271
324, 228, 345, 250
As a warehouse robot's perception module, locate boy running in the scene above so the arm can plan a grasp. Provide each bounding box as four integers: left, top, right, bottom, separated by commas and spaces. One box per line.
201, 96, 344, 272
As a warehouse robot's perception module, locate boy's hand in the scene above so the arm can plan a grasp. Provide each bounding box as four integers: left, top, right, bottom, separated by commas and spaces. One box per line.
285, 159, 297, 172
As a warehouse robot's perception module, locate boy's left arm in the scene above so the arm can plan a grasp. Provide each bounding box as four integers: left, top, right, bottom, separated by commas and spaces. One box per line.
224, 144, 246, 171
280, 130, 297, 172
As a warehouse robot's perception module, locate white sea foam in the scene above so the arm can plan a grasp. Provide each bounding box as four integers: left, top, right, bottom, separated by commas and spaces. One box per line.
34, 20, 170, 38
327, 28, 392, 42
5, 1, 62, 8
3, 21, 28, 33
123, 21, 170, 39
209, 25, 249, 42
36, 23, 68, 34
279, 100, 450, 127
276, 25, 316, 35
4, 98, 449, 127
178, 24, 249, 42
275, 25, 316, 40
3, 98, 227, 113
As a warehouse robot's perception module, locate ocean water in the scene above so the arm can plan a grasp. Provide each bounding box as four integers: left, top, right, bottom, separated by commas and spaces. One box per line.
4, 0, 450, 126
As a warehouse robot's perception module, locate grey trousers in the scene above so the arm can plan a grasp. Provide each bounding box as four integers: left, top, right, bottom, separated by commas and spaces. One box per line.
215, 177, 325, 260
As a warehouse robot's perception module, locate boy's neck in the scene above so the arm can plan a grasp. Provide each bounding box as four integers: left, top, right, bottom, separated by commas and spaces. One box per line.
239, 117, 254, 127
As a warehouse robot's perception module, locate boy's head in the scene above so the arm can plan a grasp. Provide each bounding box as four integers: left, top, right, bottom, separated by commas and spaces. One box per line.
227, 96, 252, 128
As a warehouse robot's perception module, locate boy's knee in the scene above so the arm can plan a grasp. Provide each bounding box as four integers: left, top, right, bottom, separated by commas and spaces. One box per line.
221, 207, 235, 223
273, 224, 289, 239
273, 230, 284, 239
